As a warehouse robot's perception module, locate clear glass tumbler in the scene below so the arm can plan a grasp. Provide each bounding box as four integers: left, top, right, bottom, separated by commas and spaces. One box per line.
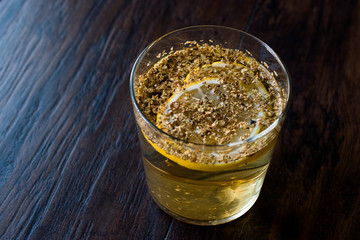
130, 25, 291, 225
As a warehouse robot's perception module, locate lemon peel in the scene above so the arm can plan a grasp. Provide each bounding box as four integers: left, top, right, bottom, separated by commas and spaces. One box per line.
141, 129, 250, 171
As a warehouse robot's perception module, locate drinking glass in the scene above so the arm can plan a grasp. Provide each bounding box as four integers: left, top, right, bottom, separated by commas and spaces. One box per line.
130, 25, 291, 225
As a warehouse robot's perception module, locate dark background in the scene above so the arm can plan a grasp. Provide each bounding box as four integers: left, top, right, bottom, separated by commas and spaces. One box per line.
0, 0, 359, 239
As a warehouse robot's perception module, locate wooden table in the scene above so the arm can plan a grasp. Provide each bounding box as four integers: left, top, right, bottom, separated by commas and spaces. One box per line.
1, 0, 359, 239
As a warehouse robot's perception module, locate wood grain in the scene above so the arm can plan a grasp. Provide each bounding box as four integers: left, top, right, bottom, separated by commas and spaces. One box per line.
0, 0, 359, 239
249, 0, 360, 239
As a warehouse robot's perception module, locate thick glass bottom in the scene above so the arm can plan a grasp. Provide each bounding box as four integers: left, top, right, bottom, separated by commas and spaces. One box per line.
151, 189, 260, 226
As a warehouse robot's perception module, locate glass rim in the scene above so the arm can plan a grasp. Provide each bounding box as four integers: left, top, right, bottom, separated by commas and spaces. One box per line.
130, 25, 291, 147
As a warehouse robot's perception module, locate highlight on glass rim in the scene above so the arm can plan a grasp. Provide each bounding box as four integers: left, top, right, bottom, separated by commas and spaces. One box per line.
130, 25, 291, 225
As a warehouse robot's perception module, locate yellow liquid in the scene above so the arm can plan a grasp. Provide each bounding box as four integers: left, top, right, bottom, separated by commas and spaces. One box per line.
139, 132, 276, 225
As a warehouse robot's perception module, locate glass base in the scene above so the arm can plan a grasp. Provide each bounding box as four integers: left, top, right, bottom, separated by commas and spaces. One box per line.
150, 191, 260, 226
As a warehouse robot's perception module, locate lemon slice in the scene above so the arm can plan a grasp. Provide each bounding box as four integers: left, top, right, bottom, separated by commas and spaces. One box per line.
157, 77, 265, 143
168, 78, 220, 105
144, 62, 268, 171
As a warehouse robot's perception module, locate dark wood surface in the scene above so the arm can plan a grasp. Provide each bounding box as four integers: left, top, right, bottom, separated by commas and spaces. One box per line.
0, 0, 359, 239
